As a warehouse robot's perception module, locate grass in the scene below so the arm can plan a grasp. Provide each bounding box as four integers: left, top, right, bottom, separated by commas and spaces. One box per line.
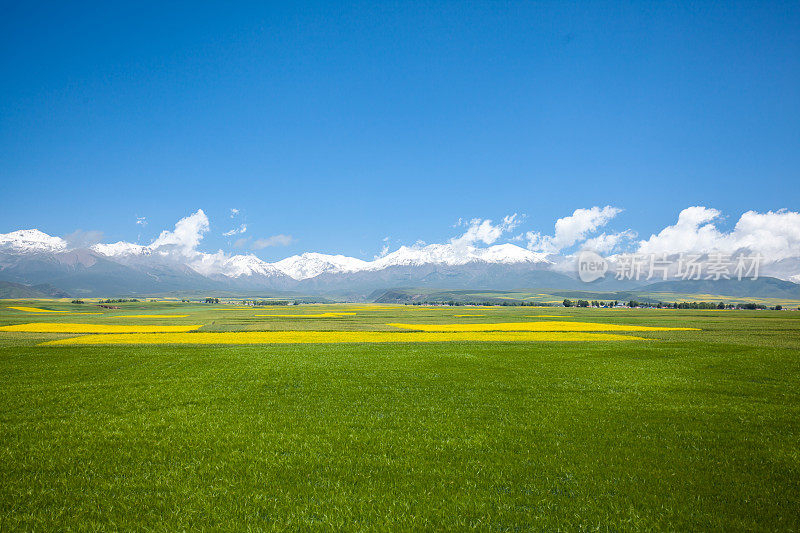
386, 321, 698, 332
1, 300, 799, 529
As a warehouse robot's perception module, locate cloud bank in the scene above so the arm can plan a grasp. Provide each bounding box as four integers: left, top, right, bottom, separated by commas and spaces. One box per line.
450, 214, 522, 247
637, 207, 800, 263
150, 209, 210, 254
526, 206, 627, 253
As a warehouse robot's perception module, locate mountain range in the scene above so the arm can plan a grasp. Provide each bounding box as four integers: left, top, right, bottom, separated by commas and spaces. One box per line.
0, 229, 558, 296
1, 228, 799, 299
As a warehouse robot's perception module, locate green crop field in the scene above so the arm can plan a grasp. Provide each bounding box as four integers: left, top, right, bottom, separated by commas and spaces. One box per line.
1, 299, 799, 530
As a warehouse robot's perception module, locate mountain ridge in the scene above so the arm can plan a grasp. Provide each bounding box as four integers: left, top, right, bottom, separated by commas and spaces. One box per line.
2, 228, 799, 298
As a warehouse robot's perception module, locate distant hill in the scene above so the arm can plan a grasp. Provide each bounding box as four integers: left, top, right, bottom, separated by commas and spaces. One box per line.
0, 281, 71, 299
640, 277, 800, 299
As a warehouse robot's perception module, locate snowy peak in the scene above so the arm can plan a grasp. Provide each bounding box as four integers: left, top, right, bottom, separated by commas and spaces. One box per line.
274, 252, 370, 280
0, 229, 67, 253
1, 228, 551, 283
372, 242, 549, 269
474, 243, 550, 264
92, 241, 151, 257
216, 254, 285, 278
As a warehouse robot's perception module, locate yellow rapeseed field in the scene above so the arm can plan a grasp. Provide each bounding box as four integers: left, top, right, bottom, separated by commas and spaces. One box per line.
0, 323, 203, 333
254, 312, 356, 318
6, 306, 102, 315
7, 306, 67, 313
42, 330, 647, 345
387, 321, 699, 332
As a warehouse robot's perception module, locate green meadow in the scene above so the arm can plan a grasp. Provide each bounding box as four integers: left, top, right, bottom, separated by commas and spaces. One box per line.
1, 300, 798, 530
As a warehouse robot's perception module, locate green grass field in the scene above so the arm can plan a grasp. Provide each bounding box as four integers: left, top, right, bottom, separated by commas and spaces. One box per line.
1, 300, 799, 530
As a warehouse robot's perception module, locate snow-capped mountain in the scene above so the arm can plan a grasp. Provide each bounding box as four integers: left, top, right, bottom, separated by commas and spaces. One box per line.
84, 232, 550, 282
6, 227, 796, 297
92, 241, 150, 257
0, 228, 556, 295
274, 253, 370, 280
371, 243, 548, 269
0, 229, 68, 253
92, 238, 286, 280
193, 253, 287, 279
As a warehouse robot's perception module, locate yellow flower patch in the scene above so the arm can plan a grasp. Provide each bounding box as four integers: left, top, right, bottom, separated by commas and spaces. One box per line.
387, 321, 699, 332
0, 323, 202, 333
6, 306, 102, 315
42, 330, 647, 345
7, 306, 67, 313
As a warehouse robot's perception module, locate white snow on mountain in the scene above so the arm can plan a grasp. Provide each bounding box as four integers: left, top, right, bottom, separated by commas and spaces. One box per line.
92, 241, 285, 279
92, 241, 151, 256
371, 242, 549, 269
270, 245, 548, 280
0, 229, 68, 253
274, 253, 370, 280
4, 205, 799, 283
193, 253, 285, 279
0, 228, 551, 281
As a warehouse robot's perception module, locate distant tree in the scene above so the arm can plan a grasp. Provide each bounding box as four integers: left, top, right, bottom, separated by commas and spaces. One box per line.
563, 299, 573, 307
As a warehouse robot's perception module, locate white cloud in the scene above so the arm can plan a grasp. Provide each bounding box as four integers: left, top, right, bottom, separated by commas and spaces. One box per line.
230, 208, 239, 218
253, 234, 293, 249
233, 237, 250, 248
527, 206, 622, 253
63, 229, 104, 248
136, 216, 147, 226
582, 230, 637, 254
637, 207, 800, 263
222, 224, 247, 237
375, 236, 391, 259
150, 209, 209, 254
451, 214, 522, 247
636, 206, 722, 255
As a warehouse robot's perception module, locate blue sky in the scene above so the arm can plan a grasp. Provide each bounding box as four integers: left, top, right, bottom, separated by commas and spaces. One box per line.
1, 1, 798, 260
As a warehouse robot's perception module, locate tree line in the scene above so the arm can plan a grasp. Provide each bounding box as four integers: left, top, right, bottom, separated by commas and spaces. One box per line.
562, 299, 783, 310
405, 301, 549, 307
